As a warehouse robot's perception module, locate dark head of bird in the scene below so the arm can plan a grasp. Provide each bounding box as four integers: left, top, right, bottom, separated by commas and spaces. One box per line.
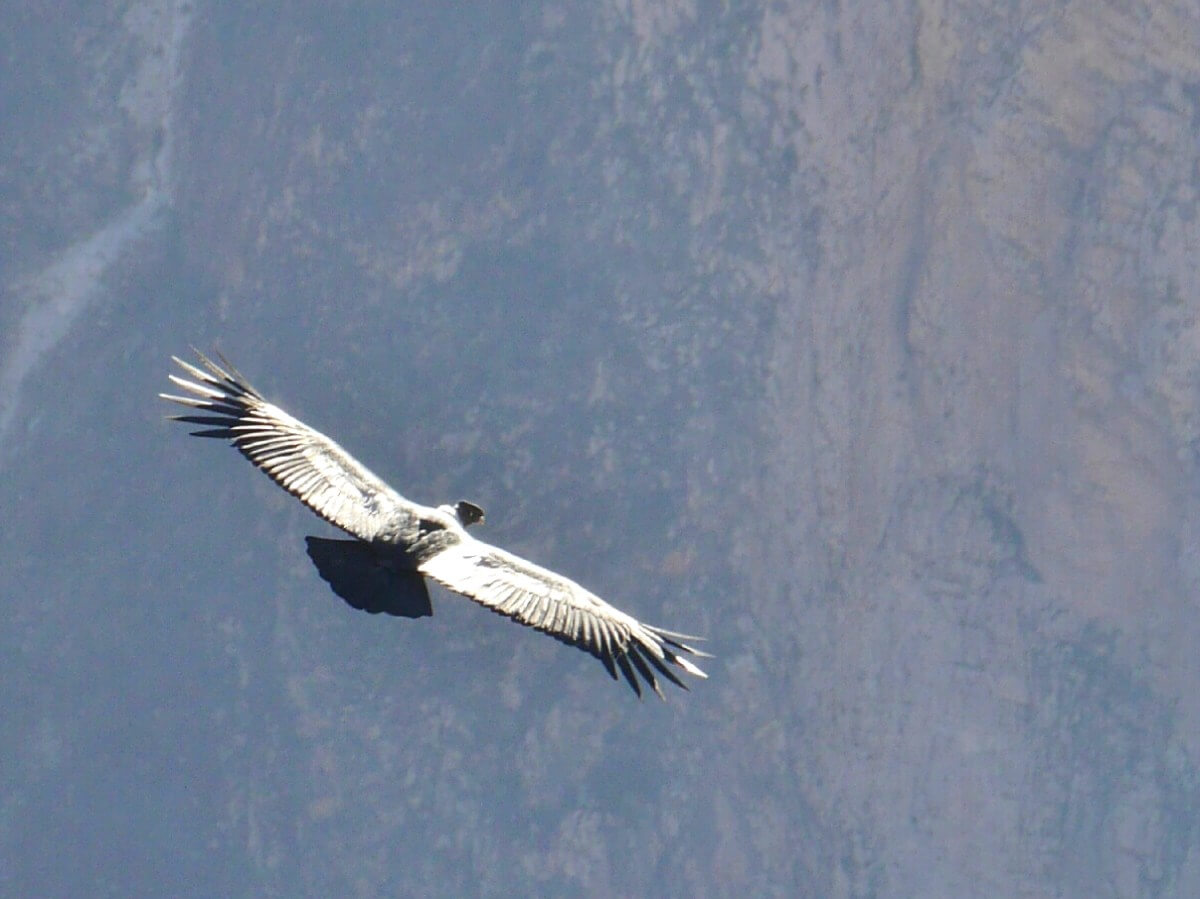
453, 500, 485, 527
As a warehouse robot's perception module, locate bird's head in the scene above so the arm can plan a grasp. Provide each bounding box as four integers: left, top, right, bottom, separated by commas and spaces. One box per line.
446, 500, 485, 527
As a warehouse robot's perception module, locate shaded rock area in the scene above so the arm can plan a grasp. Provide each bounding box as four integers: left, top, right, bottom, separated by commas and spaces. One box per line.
2, 2, 1198, 896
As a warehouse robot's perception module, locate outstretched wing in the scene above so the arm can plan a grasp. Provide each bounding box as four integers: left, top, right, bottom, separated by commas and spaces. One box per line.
161, 350, 419, 543
418, 536, 709, 698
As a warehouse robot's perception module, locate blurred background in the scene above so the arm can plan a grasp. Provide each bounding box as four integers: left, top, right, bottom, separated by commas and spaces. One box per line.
3, 2, 1199, 896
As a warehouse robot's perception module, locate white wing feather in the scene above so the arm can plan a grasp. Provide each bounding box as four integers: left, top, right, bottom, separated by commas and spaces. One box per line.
420, 536, 708, 698
160, 351, 423, 542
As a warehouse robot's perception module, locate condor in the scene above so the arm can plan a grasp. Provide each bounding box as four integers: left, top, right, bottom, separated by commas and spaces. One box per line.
161, 351, 708, 698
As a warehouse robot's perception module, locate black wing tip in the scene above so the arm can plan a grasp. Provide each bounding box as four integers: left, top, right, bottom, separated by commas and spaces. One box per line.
210, 349, 256, 391
162, 349, 267, 435
167, 347, 262, 399
627, 649, 667, 700
644, 647, 689, 693
647, 626, 714, 659
574, 631, 707, 699
169, 414, 238, 427
188, 346, 226, 374
615, 652, 643, 699
600, 653, 619, 682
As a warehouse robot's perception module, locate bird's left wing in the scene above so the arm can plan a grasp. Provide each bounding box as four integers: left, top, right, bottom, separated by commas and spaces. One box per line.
161, 350, 419, 543
417, 536, 708, 698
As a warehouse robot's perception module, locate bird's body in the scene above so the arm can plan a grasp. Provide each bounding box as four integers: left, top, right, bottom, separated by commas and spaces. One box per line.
161, 350, 707, 697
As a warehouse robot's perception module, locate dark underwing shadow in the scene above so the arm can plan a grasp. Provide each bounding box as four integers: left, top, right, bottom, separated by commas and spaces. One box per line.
304, 536, 433, 618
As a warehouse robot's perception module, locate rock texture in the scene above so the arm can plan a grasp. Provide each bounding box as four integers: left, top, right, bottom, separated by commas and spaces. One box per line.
2, 2, 1199, 896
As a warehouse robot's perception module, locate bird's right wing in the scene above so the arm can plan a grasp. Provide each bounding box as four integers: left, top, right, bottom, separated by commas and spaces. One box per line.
418, 535, 709, 698
161, 350, 419, 543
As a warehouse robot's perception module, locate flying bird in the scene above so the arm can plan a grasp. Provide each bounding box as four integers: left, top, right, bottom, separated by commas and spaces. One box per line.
161, 350, 708, 697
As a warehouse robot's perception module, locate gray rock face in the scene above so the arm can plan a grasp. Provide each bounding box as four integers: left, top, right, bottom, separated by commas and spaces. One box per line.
3, 3, 1199, 896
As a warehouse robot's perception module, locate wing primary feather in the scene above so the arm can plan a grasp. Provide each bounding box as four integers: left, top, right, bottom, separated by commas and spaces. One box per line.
599, 652, 619, 681
615, 652, 642, 698
651, 628, 714, 659
213, 350, 257, 391
628, 650, 664, 700
631, 630, 667, 661
170, 355, 221, 385
172, 415, 239, 428
672, 655, 708, 678
645, 650, 688, 691
645, 625, 706, 643
167, 375, 225, 398
160, 393, 221, 410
